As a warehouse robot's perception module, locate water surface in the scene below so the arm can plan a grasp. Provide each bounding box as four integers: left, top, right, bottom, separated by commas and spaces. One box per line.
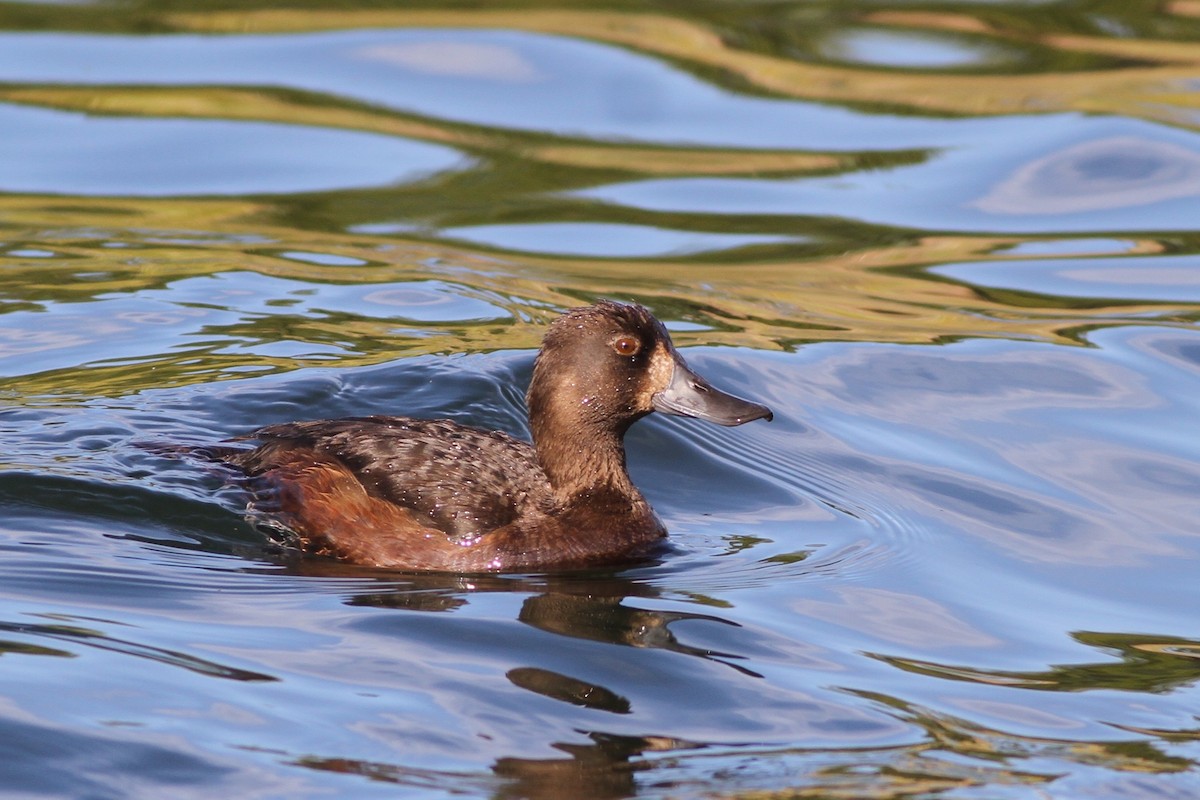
2, 2, 1200, 798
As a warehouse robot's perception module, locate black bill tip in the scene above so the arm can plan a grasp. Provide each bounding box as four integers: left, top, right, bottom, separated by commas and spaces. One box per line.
652, 360, 773, 427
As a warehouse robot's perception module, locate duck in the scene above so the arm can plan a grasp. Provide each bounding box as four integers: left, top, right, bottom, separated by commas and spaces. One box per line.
211, 301, 772, 572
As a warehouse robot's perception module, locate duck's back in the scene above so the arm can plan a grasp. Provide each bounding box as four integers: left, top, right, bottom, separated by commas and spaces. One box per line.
228, 415, 551, 540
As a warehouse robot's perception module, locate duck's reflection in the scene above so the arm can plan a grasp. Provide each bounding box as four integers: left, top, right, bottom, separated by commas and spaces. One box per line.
492, 732, 657, 800
296, 731, 674, 800
506, 667, 631, 714
288, 566, 755, 799
337, 569, 759, 675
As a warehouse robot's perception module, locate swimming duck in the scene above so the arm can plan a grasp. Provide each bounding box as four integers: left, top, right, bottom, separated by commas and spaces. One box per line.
216, 301, 772, 572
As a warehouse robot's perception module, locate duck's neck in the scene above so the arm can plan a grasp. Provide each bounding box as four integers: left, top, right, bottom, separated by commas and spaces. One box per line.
530, 408, 641, 504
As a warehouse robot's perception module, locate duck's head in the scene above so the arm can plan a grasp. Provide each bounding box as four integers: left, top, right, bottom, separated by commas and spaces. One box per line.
527, 302, 772, 446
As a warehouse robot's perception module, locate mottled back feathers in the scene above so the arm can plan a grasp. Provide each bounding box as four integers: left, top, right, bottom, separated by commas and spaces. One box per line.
228, 416, 550, 541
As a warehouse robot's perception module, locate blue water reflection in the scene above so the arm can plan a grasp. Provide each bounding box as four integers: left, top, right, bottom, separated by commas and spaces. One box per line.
577, 120, 1200, 233
441, 222, 800, 258
995, 238, 1136, 256
814, 27, 1019, 69
0, 102, 465, 196
0, 29, 1085, 150
934, 254, 1200, 301
0, 273, 505, 377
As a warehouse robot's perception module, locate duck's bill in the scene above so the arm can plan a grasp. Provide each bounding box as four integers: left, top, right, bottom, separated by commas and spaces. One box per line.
652, 359, 773, 426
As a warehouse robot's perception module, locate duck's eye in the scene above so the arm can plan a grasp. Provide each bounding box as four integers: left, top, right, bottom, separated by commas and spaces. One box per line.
611, 336, 641, 357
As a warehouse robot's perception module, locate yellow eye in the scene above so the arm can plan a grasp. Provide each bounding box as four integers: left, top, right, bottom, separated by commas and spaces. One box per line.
612, 336, 641, 357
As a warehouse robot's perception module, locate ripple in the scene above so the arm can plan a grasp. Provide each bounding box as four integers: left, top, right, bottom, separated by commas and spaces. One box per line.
0, 273, 510, 379
440, 222, 798, 259
276, 250, 370, 267
0, 102, 465, 197
0, 617, 277, 681
976, 136, 1200, 215
357, 39, 542, 82
576, 119, 1200, 233
992, 238, 1138, 257
3, 247, 61, 258
815, 27, 1021, 70
0, 28, 1101, 152
655, 538, 902, 598
933, 254, 1200, 302
0, 714, 284, 799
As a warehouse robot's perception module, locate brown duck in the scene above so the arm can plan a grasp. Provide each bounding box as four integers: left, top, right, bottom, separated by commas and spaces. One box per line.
214, 301, 772, 572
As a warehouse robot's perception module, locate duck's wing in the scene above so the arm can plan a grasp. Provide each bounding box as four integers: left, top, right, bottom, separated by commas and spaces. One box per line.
227, 416, 549, 541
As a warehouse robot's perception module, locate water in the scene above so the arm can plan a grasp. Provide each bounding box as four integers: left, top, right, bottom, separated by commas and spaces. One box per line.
2, 2, 1200, 797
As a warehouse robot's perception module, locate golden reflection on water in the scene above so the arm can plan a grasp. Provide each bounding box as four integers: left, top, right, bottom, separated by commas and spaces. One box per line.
1, 0, 1197, 406
166, 7, 1200, 125
2, 191, 1196, 400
